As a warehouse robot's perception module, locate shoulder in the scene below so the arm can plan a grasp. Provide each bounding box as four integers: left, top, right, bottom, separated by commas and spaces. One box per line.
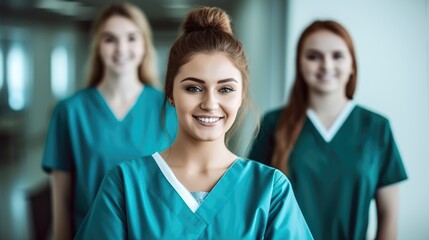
354, 104, 391, 127
262, 107, 284, 124
258, 107, 284, 134
236, 158, 289, 185
118, 154, 154, 171
143, 85, 165, 100
111, 155, 157, 180
53, 88, 94, 112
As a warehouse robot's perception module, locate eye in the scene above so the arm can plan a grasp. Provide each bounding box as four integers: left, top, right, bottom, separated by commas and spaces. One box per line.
219, 87, 235, 94
128, 34, 137, 42
185, 86, 203, 93
306, 53, 321, 61
103, 35, 116, 43
333, 51, 344, 59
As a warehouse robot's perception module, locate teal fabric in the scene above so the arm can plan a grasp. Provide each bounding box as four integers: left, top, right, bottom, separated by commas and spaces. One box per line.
75, 155, 313, 239
41, 86, 177, 232
248, 105, 408, 240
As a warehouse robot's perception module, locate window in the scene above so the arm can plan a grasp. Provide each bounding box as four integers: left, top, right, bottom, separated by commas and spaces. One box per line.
0, 47, 3, 90
51, 45, 69, 99
7, 43, 28, 111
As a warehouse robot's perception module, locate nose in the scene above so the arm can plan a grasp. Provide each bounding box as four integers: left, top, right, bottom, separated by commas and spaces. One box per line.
321, 56, 334, 72
115, 39, 127, 55
200, 91, 219, 111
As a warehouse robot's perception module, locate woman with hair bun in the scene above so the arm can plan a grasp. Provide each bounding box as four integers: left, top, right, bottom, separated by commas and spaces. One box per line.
75, 6, 313, 239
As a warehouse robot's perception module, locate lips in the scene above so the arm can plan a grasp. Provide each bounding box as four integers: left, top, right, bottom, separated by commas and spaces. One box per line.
113, 57, 128, 65
316, 73, 335, 81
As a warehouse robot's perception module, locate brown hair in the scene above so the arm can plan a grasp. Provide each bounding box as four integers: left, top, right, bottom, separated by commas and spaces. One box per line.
272, 20, 358, 174
86, 2, 158, 87
163, 6, 252, 145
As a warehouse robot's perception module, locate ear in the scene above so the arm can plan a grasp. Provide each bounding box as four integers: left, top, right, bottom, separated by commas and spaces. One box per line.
168, 97, 174, 106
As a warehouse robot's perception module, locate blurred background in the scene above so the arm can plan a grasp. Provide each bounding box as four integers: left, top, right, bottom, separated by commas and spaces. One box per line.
0, 0, 427, 239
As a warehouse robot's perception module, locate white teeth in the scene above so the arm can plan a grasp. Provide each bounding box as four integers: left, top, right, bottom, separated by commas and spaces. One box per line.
197, 117, 220, 123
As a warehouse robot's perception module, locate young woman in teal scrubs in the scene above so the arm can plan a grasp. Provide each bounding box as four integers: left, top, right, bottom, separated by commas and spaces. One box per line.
249, 20, 408, 240
41, 3, 177, 239
75, 7, 313, 239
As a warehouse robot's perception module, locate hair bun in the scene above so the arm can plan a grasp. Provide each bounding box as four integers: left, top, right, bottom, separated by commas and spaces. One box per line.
182, 7, 232, 35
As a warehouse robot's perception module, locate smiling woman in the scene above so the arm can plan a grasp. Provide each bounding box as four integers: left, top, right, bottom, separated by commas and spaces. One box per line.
172, 53, 243, 143
75, 6, 313, 240
249, 20, 408, 240
41, 3, 177, 239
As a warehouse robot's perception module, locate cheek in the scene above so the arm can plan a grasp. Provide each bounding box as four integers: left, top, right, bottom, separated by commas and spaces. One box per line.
225, 96, 242, 116
172, 90, 194, 113
339, 61, 354, 76
131, 44, 144, 60
99, 44, 112, 58
300, 61, 317, 77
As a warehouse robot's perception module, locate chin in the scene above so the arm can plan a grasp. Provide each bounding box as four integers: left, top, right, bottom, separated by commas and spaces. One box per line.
190, 132, 224, 142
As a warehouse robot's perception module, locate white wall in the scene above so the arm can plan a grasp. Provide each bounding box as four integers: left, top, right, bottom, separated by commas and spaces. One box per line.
286, 0, 429, 239
232, 0, 288, 155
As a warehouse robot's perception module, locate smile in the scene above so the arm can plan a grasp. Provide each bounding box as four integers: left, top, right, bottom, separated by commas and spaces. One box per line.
197, 117, 221, 122
193, 116, 223, 125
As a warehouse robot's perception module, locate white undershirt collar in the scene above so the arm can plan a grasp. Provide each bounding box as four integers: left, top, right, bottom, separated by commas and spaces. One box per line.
306, 101, 355, 142
152, 152, 200, 213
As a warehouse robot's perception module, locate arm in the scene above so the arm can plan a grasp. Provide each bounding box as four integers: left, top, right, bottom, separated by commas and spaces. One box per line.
265, 171, 313, 240
375, 184, 400, 240
74, 167, 126, 240
51, 171, 72, 240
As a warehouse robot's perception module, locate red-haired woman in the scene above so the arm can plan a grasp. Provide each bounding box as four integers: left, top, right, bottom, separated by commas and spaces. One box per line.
249, 20, 407, 240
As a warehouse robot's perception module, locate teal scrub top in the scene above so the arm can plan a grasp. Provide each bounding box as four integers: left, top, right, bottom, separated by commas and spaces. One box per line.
41, 86, 177, 232
248, 105, 408, 240
75, 154, 314, 239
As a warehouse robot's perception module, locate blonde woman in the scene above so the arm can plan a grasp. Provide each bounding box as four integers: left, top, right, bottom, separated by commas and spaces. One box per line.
42, 3, 177, 239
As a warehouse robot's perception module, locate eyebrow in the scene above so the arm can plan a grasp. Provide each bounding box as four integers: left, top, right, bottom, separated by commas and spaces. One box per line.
101, 31, 139, 37
305, 48, 345, 53
180, 77, 238, 84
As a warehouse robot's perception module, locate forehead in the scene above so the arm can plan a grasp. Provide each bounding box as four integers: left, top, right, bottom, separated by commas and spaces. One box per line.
101, 15, 140, 34
303, 30, 349, 51
176, 53, 242, 83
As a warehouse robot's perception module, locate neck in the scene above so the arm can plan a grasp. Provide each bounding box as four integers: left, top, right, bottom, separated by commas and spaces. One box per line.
98, 72, 142, 99
162, 132, 235, 171
308, 90, 349, 121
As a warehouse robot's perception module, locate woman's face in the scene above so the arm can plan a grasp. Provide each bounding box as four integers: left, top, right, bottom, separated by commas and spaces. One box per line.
171, 53, 243, 143
300, 30, 353, 96
98, 15, 144, 76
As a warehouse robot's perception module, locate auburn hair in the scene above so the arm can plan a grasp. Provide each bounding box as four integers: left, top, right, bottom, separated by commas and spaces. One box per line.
272, 20, 358, 174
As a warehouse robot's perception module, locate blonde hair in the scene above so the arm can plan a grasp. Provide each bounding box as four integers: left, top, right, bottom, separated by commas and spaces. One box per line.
86, 2, 158, 87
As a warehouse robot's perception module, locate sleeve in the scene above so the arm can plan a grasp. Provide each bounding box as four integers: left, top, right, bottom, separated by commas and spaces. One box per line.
247, 113, 276, 165
41, 102, 73, 173
377, 120, 408, 188
264, 171, 314, 240
74, 166, 127, 240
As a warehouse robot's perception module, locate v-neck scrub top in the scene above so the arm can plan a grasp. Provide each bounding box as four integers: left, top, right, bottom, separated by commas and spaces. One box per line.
248, 103, 407, 240
75, 153, 314, 239
42, 86, 177, 231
